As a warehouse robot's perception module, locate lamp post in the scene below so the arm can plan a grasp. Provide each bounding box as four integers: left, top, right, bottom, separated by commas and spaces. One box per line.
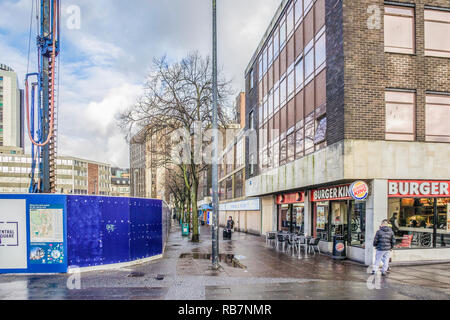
211, 0, 220, 270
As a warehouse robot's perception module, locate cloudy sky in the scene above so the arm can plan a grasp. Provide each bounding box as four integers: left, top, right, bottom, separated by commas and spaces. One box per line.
0, 0, 281, 168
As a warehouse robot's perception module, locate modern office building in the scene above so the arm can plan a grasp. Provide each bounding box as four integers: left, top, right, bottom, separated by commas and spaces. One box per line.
111, 167, 130, 197
0, 153, 111, 195
243, 0, 450, 264
0, 64, 24, 149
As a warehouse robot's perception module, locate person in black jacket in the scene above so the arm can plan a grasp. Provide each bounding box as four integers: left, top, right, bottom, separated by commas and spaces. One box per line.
372, 219, 395, 276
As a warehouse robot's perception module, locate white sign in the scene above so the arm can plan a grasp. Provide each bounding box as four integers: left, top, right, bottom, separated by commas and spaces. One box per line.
219, 198, 260, 211
0, 199, 27, 269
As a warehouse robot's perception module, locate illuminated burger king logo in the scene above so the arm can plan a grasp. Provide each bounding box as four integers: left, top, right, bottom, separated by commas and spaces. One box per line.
349, 181, 369, 201
335, 242, 345, 252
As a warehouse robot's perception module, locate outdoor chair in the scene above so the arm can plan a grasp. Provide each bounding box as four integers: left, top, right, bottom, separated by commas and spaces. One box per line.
297, 236, 308, 257
276, 233, 288, 252
308, 237, 321, 255
285, 234, 297, 256
266, 231, 277, 247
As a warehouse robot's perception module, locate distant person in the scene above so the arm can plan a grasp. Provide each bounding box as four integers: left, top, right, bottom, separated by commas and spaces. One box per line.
372, 219, 395, 276
389, 213, 400, 235
224, 216, 234, 240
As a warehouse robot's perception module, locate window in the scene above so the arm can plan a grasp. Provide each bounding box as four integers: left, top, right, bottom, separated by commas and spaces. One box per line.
280, 136, 287, 165
287, 69, 295, 98
304, 42, 315, 82
249, 69, 254, 90
268, 90, 273, 117
274, 86, 280, 112
384, 5, 415, 54
315, 32, 326, 71
258, 56, 263, 81
295, 0, 303, 23
262, 48, 267, 75
280, 76, 287, 106
424, 9, 450, 58
280, 19, 287, 48
304, 0, 314, 14
249, 110, 254, 130
295, 127, 304, 157
268, 39, 273, 65
385, 90, 415, 141
273, 27, 280, 58
287, 5, 294, 36
249, 154, 255, 175
304, 117, 315, 153
314, 117, 327, 144
287, 133, 295, 163
425, 93, 450, 142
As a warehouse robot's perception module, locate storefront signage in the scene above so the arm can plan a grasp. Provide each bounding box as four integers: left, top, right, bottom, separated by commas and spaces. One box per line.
349, 181, 369, 201
388, 180, 450, 198
311, 184, 351, 202
276, 192, 305, 204
219, 198, 260, 211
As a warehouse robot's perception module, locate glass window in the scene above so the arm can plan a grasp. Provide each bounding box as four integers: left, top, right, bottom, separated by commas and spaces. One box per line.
296, 128, 304, 157
388, 198, 450, 249
287, 133, 295, 163
304, 118, 315, 152
268, 90, 273, 117
273, 141, 279, 168
304, 46, 314, 81
304, 0, 314, 14
258, 56, 263, 81
280, 137, 287, 164
424, 9, 450, 58
384, 5, 415, 54
425, 94, 450, 142
274, 86, 280, 111
314, 117, 327, 144
385, 90, 415, 141
287, 6, 294, 36
295, 57, 304, 89
262, 48, 267, 75
315, 33, 326, 70
295, 0, 303, 23
294, 203, 305, 233
287, 70, 295, 98
249, 69, 254, 90
350, 201, 366, 247
316, 202, 329, 241
331, 202, 348, 238
280, 77, 287, 105
268, 39, 273, 65
280, 20, 287, 48
273, 27, 280, 58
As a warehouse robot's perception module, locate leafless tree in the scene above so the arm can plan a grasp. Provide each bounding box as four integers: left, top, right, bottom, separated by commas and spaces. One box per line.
119, 51, 233, 242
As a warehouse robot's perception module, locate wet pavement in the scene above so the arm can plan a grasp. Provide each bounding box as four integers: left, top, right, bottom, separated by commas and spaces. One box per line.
0, 222, 449, 300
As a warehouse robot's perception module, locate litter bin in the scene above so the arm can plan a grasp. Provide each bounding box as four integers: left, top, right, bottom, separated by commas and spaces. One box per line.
182, 223, 189, 236
332, 235, 346, 260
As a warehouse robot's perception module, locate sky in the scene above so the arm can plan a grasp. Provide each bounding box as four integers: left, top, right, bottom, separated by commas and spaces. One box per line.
0, 0, 281, 168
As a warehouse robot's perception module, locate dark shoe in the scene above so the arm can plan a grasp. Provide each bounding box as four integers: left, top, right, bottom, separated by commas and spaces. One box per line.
381, 272, 387, 277
371, 271, 375, 275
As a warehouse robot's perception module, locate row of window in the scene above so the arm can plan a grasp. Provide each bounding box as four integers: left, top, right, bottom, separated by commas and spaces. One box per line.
384, 5, 450, 57
386, 91, 450, 142
219, 169, 244, 201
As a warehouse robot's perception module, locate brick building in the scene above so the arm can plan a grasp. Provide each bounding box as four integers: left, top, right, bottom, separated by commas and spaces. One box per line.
243, 0, 450, 264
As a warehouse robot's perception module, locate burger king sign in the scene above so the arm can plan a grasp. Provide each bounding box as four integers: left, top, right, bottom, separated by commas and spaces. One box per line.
349, 181, 369, 201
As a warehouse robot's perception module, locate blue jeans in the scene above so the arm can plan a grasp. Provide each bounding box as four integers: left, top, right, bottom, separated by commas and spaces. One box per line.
373, 250, 391, 273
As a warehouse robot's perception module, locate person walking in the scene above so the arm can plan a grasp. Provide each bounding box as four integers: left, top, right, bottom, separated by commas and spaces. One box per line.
372, 219, 395, 276
225, 216, 235, 240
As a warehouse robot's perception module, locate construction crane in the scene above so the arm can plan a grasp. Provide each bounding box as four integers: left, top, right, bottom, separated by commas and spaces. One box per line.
25, 0, 60, 193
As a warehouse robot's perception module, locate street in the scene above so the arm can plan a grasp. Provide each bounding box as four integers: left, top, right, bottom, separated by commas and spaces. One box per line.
0, 222, 449, 300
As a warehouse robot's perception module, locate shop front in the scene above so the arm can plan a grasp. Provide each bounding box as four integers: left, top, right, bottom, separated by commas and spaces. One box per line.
276, 192, 305, 233
311, 183, 368, 255
219, 198, 261, 235
387, 180, 450, 250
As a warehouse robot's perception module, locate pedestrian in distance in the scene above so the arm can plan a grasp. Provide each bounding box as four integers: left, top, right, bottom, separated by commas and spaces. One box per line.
224, 216, 234, 240
372, 219, 395, 276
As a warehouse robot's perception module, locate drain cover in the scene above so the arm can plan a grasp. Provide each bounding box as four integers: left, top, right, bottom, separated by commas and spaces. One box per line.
127, 272, 145, 278
155, 274, 165, 280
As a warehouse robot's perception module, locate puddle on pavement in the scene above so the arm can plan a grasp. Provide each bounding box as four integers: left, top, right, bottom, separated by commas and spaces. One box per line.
179, 253, 247, 269
127, 271, 145, 278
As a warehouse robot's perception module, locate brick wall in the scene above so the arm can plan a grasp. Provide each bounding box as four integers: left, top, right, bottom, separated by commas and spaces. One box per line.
343, 0, 450, 141
88, 163, 99, 195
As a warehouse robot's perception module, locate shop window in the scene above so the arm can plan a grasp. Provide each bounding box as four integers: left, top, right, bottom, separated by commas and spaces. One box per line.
388, 197, 450, 248
314, 117, 326, 144
350, 202, 366, 247
295, 56, 304, 90
316, 202, 329, 241
425, 93, 450, 142
424, 9, 450, 58
385, 90, 415, 141
384, 5, 415, 54
295, 0, 303, 23
331, 202, 348, 238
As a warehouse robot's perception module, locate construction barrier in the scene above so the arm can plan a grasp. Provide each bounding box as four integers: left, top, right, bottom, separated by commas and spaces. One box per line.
0, 194, 170, 274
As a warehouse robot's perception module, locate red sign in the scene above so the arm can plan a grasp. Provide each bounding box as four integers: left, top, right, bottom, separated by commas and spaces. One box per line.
311, 184, 351, 202
388, 180, 450, 198
276, 192, 305, 204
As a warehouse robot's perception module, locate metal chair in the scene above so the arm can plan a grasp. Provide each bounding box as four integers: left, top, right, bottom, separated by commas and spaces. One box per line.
308, 237, 321, 255
276, 232, 288, 252
285, 234, 297, 256
266, 231, 277, 247
297, 236, 308, 256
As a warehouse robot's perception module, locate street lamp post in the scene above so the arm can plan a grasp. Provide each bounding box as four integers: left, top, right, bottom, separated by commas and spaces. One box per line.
211, 0, 220, 270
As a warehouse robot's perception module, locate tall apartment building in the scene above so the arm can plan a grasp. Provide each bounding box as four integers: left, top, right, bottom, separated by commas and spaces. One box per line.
244, 0, 449, 264
130, 128, 170, 201
0, 153, 111, 195
0, 64, 24, 149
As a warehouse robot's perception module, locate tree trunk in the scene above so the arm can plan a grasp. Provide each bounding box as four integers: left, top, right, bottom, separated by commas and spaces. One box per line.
191, 177, 200, 242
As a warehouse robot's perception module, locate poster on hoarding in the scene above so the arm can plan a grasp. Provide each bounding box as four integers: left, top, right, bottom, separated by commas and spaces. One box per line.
30, 205, 64, 243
